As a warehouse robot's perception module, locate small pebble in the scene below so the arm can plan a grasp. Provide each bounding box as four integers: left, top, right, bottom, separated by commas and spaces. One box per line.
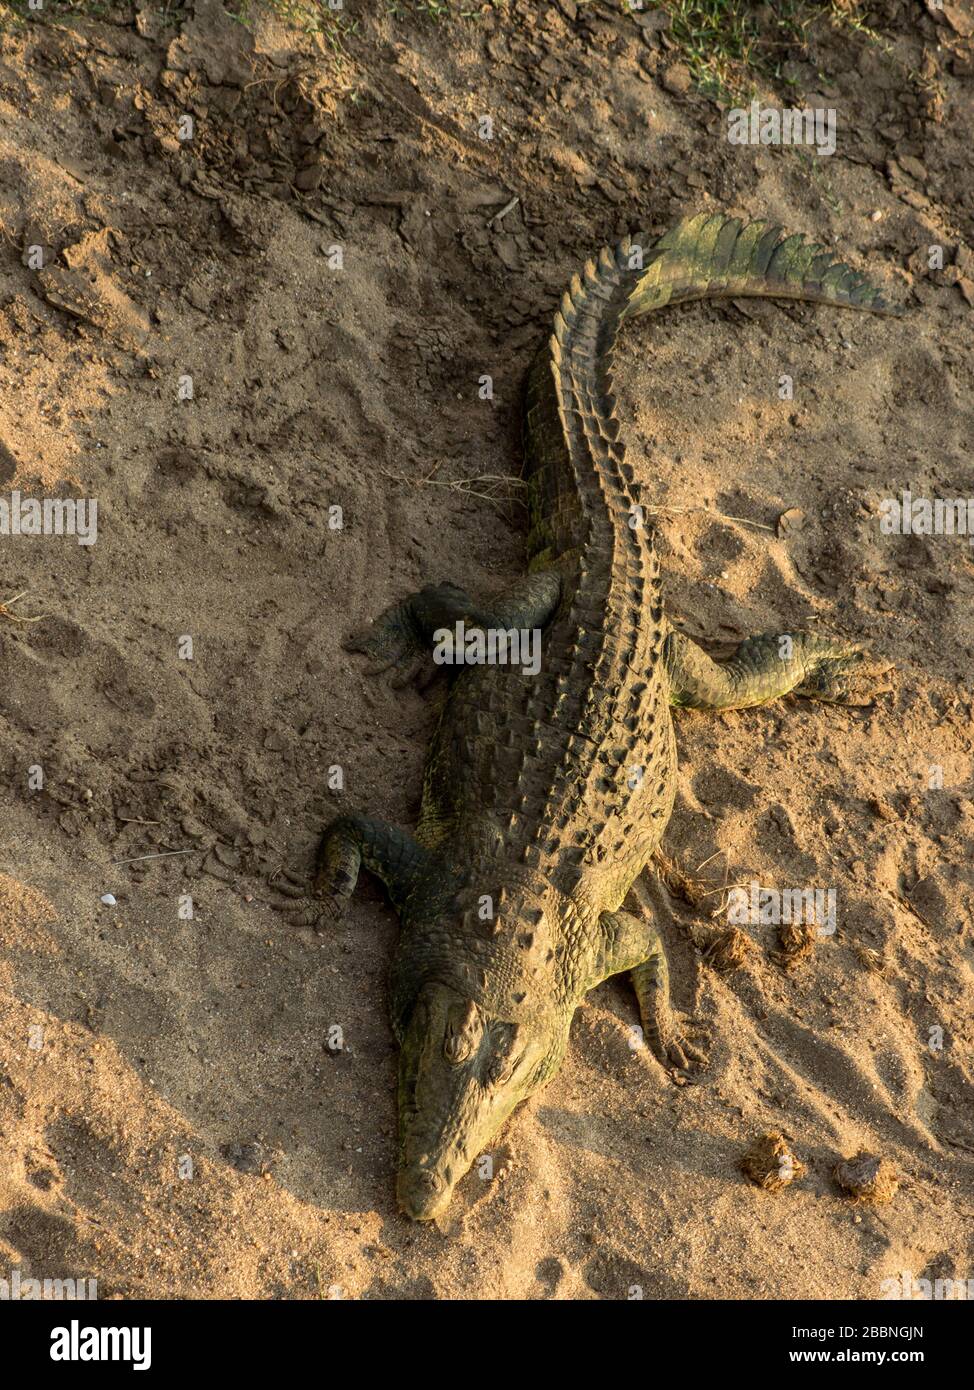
869, 210, 883, 222
100, 893, 117, 906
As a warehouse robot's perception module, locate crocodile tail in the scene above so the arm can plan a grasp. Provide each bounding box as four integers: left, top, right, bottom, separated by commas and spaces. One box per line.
622, 211, 903, 320
523, 211, 901, 567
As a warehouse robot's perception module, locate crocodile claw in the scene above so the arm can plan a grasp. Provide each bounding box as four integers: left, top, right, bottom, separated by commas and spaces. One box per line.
276, 894, 345, 933
313, 895, 347, 930
654, 1023, 709, 1078
344, 598, 415, 657
268, 867, 348, 932
796, 649, 894, 707
389, 653, 440, 691
344, 604, 438, 689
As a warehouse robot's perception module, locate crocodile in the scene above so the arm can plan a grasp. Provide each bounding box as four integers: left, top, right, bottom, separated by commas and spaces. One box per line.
306, 212, 899, 1221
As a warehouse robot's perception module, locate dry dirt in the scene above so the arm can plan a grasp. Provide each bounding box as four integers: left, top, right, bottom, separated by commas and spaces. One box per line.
0, 0, 972, 1300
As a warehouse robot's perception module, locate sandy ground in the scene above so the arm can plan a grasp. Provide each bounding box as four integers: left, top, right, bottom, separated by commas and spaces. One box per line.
0, 0, 972, 1299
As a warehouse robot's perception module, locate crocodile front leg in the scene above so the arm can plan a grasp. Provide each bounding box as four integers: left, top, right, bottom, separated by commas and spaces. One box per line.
345, 573, 561, 686
280, 813, 427, 928
664, 628, 892, 710
594, 908, 706, 1073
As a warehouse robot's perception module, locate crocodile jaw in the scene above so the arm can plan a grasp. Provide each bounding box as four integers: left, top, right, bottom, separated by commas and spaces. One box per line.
395, 982, 557, 1221
397, 1155, 459, 1223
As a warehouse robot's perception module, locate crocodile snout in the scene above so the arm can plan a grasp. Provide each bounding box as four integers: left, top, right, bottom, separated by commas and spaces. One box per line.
397, 1166, 452, 1222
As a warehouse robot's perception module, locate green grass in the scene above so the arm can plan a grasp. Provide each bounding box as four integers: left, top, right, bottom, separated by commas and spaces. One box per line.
665, 1, 763, 101
642, 1, 903, 104
385, 0, 486, 19
0, 0, 115, 22
229, 0, 355, 36
0, 0, 927, 112
224, 0, 360, 71
387, 0, 451, 18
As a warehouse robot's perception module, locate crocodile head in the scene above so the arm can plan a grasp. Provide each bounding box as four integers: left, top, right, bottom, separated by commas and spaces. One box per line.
395, 984, 561, 1221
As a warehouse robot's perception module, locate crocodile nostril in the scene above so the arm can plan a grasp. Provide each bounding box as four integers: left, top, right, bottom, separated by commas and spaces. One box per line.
397, 1165, 451, 1221
414, 1170, 444, 1195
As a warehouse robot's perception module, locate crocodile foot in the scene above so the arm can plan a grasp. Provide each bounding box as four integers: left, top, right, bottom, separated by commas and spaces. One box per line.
344, 582, 474, 689
344, 601, 429, 687
795, 647, 894, 707
666, 629, 894, 710
268, 868, 348, 932
649, 1017, 710, 1079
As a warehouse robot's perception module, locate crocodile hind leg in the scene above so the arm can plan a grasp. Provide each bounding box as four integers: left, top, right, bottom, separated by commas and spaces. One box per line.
345, 572, 561, 686
664, 628, 893, 711
596, 907, 707, 1074
279, 813, 427, 929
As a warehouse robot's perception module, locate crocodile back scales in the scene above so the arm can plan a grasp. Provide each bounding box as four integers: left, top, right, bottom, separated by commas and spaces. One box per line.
415, 212, 899, 913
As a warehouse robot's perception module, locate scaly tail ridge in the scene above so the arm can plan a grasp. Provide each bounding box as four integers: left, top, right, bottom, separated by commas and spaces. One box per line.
524, 211, 901, 563
622, 211, 901, 321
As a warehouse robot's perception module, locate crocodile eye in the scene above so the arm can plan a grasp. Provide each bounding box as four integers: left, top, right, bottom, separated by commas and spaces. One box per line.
444, 1034, 473, 1064
486, 1053, 516, 1085
443, 1000, 482, 1065
485, 1023, 525, 1086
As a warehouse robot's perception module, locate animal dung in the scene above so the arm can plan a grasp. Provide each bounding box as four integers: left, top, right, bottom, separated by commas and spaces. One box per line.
740, 1132, 805, 1191
834, 1150, 899, 1205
